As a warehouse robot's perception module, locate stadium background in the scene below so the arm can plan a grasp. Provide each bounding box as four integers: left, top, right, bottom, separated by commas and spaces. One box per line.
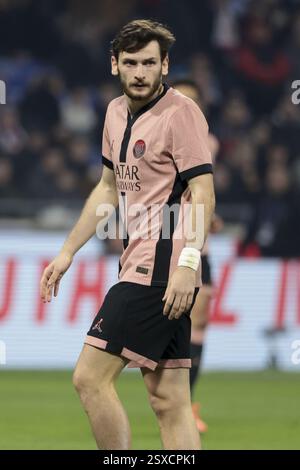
0, 0, 300, 449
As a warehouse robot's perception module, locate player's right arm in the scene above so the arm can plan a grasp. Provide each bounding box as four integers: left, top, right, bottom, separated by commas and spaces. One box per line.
40, 166, 118, 303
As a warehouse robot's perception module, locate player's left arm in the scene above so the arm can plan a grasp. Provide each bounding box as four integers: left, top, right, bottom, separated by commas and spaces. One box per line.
188, 173, 215, 249
163, 173, 215, 320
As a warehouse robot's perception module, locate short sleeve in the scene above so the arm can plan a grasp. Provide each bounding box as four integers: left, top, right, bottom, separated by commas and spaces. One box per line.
101, 108, 113, 170
169, 102, 213, 181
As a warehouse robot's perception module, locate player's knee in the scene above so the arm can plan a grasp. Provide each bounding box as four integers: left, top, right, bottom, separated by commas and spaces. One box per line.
149, 395, 171, 417
149, 390, 186, 418
73, 368, 100, 401
73, 368, 88, 395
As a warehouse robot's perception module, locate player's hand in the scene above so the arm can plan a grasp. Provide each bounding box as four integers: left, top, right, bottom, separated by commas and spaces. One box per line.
40, 251, 73, 303
162, 266, 196, 320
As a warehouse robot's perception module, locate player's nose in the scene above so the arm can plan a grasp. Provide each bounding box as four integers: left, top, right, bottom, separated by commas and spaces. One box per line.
134, 64, 145, 79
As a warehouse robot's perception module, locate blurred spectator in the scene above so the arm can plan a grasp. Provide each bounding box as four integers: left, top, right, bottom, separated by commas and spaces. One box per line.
229, 139, 261, 202
13, 130, 49, 193
28, 147, 67, 199
60, 87, 97, 134
55, 168, 80, 200
190, 53, 221, 112
0, 157, 19, 198
239, 164, 300, 258
0, 107, 27, 155
67, 136, 93, 173
19, 76, 60, 131
214, 161, 243, 203
271, 94, 300, 160
66, 135, 98, 196
213, 92, 252, 151
211, 0, 244, 51
234, 16, 291, 114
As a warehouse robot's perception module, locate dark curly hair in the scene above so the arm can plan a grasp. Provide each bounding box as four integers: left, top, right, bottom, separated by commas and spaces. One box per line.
111, 19, 175, 61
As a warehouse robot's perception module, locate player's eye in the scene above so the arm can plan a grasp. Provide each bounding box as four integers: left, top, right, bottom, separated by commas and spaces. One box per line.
144, 60, 156, 66
123, 60, 136, 66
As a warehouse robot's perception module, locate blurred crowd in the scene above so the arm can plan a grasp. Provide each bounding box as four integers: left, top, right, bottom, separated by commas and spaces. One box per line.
0, 0, 300, 256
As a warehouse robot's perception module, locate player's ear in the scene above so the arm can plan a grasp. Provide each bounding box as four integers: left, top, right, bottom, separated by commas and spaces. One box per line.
111, 56, 119, 76
162, 54, 169, 77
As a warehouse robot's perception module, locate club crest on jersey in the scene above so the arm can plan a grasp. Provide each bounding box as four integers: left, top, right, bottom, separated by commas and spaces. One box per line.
133, 139, 146, 159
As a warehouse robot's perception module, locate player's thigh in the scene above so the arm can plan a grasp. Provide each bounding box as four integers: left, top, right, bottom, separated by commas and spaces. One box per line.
141, 367, 191, 412
190, 286, 212, 329
73, 344, 128, 389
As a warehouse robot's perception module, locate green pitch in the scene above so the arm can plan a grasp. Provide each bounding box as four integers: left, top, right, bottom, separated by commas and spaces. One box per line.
0, 370, 299, 450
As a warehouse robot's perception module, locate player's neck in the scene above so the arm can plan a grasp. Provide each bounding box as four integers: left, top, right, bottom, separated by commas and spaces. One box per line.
126, 83, 164, 117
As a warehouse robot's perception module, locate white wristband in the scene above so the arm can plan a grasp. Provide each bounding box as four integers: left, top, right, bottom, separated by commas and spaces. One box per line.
178, 247, 201, 271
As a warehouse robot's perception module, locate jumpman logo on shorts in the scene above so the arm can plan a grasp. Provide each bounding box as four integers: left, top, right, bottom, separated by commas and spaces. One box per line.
92, 318, 103, 333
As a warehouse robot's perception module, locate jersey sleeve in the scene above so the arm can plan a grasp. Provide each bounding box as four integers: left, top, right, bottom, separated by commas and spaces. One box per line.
101, 107, 114, 170
169, 102, 213, 181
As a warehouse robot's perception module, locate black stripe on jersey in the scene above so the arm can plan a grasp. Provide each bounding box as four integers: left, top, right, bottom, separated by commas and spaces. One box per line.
179, 163, 213, 181
119, 191, 129, 252
151, 171, 187, 287
119, 113, 132, 163
102, 155, 113, 170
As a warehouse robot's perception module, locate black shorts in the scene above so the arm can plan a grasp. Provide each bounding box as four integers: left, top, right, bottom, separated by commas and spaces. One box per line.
201, 254, 212, 286
85, 282, 199, 371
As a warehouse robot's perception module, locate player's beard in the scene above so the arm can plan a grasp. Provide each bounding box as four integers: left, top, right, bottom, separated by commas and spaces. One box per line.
120, 71, 163, 102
